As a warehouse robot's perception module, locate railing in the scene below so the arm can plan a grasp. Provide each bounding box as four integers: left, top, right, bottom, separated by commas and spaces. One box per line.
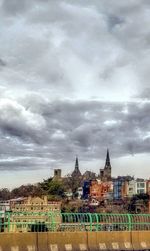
0, 212, 150, 232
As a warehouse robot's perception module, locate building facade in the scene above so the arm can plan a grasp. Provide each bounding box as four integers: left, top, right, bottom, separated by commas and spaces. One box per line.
135, 179, 146, 194
90, 180, 113, 201
8, 196, 61, 233
83, 180, 91, 200
53, 169, 62, 181
146, 179, 150, 195
127, 180, 136, 197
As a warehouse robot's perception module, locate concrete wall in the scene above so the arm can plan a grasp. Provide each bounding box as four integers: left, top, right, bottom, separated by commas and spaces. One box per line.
0, 231, 150, 251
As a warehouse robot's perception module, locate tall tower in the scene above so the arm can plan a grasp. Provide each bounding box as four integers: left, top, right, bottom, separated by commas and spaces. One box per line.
75, 156, 79, 170
72, 156, 81, 178
53, 169, 62, 181
100, 149, 112, 181
105, 149, 111, 169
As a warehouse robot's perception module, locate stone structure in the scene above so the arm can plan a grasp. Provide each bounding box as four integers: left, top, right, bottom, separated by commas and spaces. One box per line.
53, 169, 62, 181
72, 156, 81, 178
10, 196, 61, 212
9, 196, 61, 232
100, 149, 111, 181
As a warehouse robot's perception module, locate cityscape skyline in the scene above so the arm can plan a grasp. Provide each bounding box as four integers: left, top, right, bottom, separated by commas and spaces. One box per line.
1, 150, 150, 189
0, 1, 150, 187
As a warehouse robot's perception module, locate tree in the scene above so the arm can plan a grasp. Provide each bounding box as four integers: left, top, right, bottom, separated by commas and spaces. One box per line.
0, 188, 11, 200
11, 184, 44, 198
39, 178, 65, 199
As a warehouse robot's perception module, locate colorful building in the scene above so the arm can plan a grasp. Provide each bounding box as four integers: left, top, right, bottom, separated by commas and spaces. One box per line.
146, 179, 150, 195
83, 180, 91, 199
113, 176, 133, 200
90, 179, 113, 201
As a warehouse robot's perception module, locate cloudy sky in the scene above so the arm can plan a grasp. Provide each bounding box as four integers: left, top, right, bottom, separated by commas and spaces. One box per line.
0, 0, 150, 188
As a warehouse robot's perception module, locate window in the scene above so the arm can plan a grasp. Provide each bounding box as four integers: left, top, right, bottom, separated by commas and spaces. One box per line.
137, 182, 145, 188
137, 189, 145, 194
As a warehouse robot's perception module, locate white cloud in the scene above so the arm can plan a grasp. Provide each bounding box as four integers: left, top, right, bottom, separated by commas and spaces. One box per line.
0, 0, 150, 186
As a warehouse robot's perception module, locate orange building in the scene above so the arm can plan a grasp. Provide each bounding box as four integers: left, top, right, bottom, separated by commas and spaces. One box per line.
90, 180, 102, 199
146, 179, 150, 195
90, 180, 113, 201
121, 180, 128, 198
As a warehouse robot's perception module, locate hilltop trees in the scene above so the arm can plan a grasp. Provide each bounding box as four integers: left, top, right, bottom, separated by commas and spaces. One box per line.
39, 178, 65, 200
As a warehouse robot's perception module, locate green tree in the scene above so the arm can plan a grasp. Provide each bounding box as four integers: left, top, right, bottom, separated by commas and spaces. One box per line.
40, 178, 65, 199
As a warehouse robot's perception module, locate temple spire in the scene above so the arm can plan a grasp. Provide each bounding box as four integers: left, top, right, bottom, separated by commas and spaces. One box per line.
75, 155, 79, 171
72, 155, 81, 177
105, 149, 111, 168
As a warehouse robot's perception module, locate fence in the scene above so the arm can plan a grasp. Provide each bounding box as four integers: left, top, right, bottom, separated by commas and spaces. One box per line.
0, 212, 150, 232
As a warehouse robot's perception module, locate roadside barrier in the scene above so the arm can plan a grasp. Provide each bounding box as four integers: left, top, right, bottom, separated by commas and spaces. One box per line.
0, 212, 150, 233
0, 231, 150, 251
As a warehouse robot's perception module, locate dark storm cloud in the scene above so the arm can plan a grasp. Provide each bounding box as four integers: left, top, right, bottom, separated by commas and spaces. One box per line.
0, 58, 6, 67
0, 99, 47, 144
0, 96, 150, 171
1, 0, 32, 15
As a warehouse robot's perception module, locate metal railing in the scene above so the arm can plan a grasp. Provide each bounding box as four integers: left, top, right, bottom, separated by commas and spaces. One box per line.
0, 212, 150, 232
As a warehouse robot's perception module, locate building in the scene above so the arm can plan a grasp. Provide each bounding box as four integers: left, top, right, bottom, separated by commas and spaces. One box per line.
53, 169, 62, 181
77, 187, 83, 199
82, 171, 96, 180
113, 177, 127, 200
8, 196, 61, 232
10, 196, 61, 212
82, 180, 91, 200
64, 189, 73, 200
0, 201, 10, 212
90, 179, 113, 201
113, 176, 134, 200
127, 180, 136, 197
135, 179, 146, 194
72, 156, 82, 178
146, 179, 150, 195
90, 180, 102, 200
101, 181, 113, 200
100, 149, 111, 181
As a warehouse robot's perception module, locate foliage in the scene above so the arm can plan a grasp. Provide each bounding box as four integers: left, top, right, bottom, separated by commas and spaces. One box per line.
10, 184, 44, 198
0, 188, 11, 200
39, 178, 65, 199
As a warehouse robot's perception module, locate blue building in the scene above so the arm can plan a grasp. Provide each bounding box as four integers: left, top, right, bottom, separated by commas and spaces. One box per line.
113, 178, 124, 200
82, 180, 91, 200
113, 176, 133, 200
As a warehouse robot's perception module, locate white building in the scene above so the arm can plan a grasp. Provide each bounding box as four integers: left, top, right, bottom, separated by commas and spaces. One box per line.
127, 180, 136, 197
135, 179, 146, 194
77, 187, 83, 199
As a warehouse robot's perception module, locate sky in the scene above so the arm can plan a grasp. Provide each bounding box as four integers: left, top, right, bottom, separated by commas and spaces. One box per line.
0, 0, 150, 188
